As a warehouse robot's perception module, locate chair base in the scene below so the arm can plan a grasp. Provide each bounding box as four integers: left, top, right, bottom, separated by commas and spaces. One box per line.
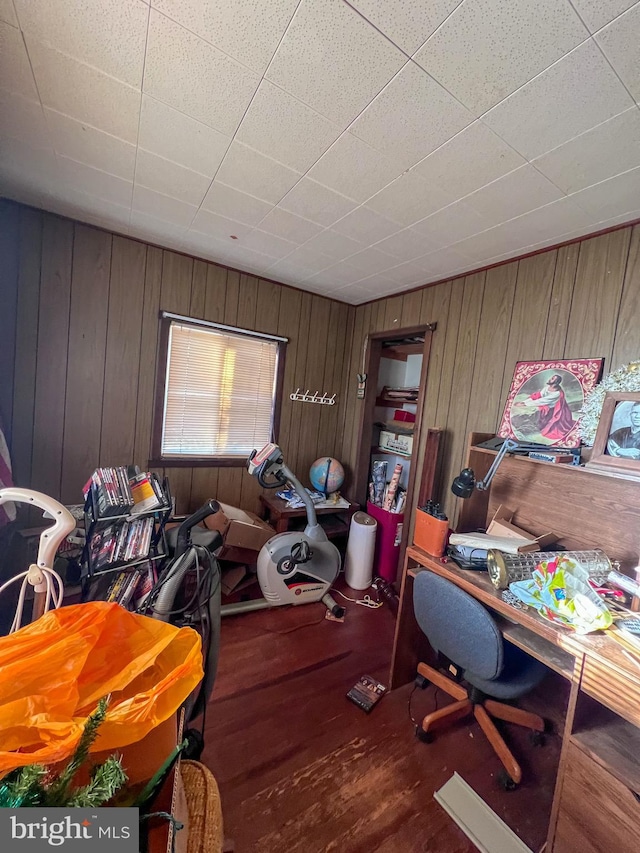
416, 662, 545, 785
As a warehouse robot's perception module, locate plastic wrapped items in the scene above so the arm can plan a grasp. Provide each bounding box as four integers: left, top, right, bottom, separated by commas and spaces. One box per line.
0, 601, 203, 775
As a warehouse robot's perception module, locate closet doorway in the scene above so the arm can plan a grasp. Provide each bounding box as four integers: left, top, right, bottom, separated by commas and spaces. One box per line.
353, 324, 437, 581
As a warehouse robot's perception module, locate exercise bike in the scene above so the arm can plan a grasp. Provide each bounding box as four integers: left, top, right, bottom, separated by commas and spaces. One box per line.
220, 443, 344, 619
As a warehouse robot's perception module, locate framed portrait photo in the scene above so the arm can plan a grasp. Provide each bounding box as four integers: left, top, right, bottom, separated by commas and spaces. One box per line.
585, 392, 640, 478
498, 358, 604, 448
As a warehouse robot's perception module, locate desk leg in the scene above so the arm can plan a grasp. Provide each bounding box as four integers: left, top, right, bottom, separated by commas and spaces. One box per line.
274, 516, 288, 534
389, 555, 435, 689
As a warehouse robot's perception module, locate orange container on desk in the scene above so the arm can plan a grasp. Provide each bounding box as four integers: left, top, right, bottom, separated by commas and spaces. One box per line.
413, 508, 449, 558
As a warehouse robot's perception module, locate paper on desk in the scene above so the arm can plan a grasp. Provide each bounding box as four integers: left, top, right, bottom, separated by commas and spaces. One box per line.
449, 532, 538, 554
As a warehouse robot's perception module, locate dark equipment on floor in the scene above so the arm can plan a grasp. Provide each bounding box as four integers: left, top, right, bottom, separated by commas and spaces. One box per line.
412, 571, 547, 787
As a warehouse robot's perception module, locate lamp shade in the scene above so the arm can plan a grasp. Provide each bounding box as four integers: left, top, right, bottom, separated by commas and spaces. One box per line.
451, 468, 475, 498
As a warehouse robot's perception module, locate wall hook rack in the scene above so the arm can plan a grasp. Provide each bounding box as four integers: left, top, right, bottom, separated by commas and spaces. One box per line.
290, 388, 337, 406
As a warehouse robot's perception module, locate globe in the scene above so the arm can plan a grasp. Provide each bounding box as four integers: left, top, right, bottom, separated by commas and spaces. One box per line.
309, 457, 345, 495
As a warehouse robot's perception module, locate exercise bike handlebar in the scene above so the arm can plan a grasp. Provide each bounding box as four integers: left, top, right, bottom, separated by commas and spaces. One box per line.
175, 499, 220, 557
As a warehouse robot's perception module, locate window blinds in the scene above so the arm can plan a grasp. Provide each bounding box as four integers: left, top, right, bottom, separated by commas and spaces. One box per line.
161, 321, 279, 458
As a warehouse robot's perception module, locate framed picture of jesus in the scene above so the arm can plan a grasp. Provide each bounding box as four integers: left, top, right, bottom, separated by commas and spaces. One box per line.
497, 358, 604, 448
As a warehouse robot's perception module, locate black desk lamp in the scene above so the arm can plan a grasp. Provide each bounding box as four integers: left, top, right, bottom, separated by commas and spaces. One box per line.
451, 439, 518, 498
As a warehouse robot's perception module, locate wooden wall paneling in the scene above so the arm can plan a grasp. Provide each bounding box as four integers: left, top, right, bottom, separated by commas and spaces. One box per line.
564, 229, 631, 363
223, 270, 240, 325
611, 225, 640, 369
275, 286, 302, 460
61, 225, 112, 502
431, 279, 463, 516
254, 278, 282, 334
133, 246, 162, 467
465, 263, 517, 436
317, 299, 348, 461
160, 250, 195, 511
236, 274, 262, 515
344, 303, 371, 491
31, 216, 74, 498
160, 250, 193, 314
0, 201, 19, 443
499, 252, 555, 409
334, 304, 355, 464
100, 236, 146, 466
383, 295, 404, 331
296, 295, 331, 478
190, 259, 208, 319
542, 243, 578, 359
11, 207, 42, 488
203, 264, 228, 322
339, 302, 365, 474
439, 273, 485, 524
286, 291, 313, 476
400, 290, 423, 328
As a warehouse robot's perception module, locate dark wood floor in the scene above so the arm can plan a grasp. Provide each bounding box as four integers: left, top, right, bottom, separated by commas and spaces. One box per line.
202, 591, 563, 852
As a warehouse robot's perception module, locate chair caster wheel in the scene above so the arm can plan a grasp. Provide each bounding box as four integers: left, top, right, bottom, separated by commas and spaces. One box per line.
415, 726, 434, 743
497, 769, 518, 791
529, 730, 545, 747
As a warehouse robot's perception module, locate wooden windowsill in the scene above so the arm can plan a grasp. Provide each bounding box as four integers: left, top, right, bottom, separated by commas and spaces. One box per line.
149, 457, 247, 468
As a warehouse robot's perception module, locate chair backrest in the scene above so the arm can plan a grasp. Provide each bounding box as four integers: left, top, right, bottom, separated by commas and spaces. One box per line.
413, 571, 504, 680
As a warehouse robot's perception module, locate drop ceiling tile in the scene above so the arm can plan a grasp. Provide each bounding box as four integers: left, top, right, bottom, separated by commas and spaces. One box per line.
267, 256, 323, 282
570, 0, 636, 33
0, 134, 59, 192
132, 184, 198, 227
570, 165, 640, 219
364, 171, 454, 226
278, 178, 357, 226
0, 0, 17, 26
483, 40, 634, 160
45, 109, 136, 181
256, 208, 323, 244
266, 0, 404, 126
215, 142, 302, 205
595, 4, 640, 102
14, 0, 148, 87
191, 209, 252, 241
27, 37, 140, 142
135, 149, 210, 206
303, 229, 363, 262
346, 0, 464, 55
330, 283, 377, 304
501, 196, 592, 243
533, 108, 640, 194
151, 0, 298, 74
412, 121, 525, 200
0, 89, 49, 147
412, 199, 495, 248
130, 210, 189, 243
331, 207, 398, 244
381, 260, 428, 286
55, 156, 133, 207
450, 222, 525, 261
0, 20, 38, 99
417, 245, 483, 276
43, 189, 132, 231
235, 228, 298, 260
278, 243, 334, 272
236, 80, 341, 173
465, 165, 564, 225
203, 239, 275, 272
307, 132, 405, 203
138, 96, 229, 178
343, 247, 398, 276
351, 62, 474, 169
374, 226, 442, 260
305, 261, 365, 289
201, 181, 272, 226
144, 10, 260, 135
414, 0, 588, 114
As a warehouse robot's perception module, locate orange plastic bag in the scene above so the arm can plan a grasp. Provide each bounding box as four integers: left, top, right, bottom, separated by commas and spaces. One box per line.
0, 601, 203, 775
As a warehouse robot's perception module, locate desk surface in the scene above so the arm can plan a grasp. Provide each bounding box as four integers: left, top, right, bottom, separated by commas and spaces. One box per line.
259, 493, 358, 518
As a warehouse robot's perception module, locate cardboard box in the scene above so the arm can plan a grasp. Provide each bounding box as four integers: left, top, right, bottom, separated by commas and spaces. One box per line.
486, 505, 556, 552
378, 429, 413, 457
204, 501, 275, 563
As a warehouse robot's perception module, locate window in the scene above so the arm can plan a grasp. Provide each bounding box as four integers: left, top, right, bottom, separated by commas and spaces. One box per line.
152, 313, 287, 465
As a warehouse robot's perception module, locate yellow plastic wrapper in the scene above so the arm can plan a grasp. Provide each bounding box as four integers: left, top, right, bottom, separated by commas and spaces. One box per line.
0, 601, 203, 775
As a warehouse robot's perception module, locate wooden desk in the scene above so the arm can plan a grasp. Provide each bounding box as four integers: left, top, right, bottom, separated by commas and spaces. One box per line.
259, 493, 358, 538
391, 545, 640, 852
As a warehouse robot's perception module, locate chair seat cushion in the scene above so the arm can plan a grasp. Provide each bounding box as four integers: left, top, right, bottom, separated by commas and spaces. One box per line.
465, 642, 547, 700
